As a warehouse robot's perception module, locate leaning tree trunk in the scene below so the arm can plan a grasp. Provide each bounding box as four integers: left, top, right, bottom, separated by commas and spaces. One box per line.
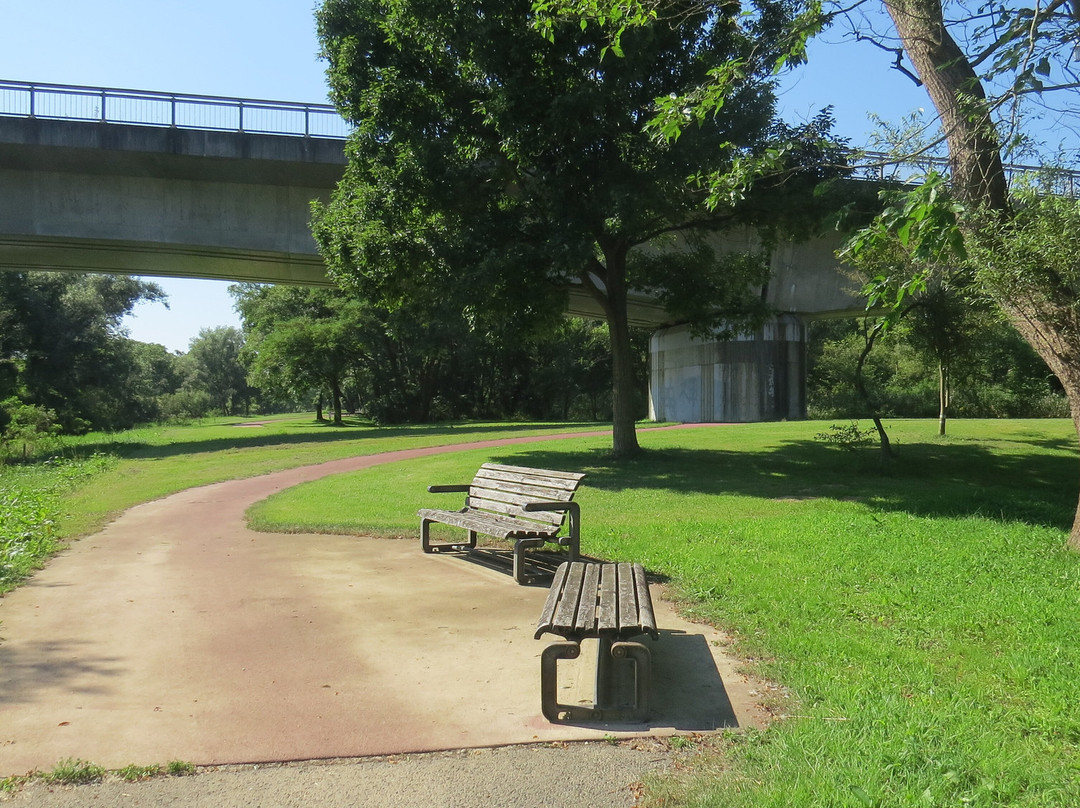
998, 299, 1080, 549
885, 0, 1080, 548
854, 318, 893, 459
883, 0, 1010, 214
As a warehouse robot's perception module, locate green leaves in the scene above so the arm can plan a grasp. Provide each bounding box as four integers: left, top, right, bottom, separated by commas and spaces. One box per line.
842, 173, 968, 318
882, 174, 968, 263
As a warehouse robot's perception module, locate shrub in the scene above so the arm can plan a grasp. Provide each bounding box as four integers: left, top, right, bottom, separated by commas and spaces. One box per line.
0, 399, 63, 463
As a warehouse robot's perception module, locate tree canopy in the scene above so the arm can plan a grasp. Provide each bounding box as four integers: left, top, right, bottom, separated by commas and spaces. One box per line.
313, 0, 846, 456
0, 271, 167, 433
184, 326, 250, 418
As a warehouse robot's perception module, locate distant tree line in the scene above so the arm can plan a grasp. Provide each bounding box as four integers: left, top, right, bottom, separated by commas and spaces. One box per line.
2, 266, 1065, 463
0, 270, 646, 460
0, 271, 259, 459
232, 283, 645, 426
808, 317, 1067, 421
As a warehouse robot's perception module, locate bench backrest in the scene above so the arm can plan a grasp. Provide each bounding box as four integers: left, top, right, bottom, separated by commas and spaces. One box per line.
468, 463, 586, 528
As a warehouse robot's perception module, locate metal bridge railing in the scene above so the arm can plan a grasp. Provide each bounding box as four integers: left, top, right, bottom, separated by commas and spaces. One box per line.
2, 80, 1076, 195
0, 79, 350, 139
851, 150, 1079, 198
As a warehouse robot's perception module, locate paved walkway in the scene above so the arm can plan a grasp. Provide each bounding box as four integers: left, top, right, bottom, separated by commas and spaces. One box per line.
0, 432, 766, 777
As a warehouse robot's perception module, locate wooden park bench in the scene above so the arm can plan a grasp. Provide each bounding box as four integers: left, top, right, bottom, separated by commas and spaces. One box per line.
419, 463, 586, 584
534, 561, 658, 722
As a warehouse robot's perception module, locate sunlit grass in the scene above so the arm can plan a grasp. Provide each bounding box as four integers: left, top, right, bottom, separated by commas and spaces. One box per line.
251, 418, 1080, 806
5, 416, 1080, 804
57, 415, 607, 538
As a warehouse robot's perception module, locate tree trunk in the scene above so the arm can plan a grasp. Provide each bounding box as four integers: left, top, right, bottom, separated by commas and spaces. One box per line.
583, 246, 641, 458
854, 319, 893, 459
998, 298, 1080, 548
608, 303, 641, 457
938, 361, 948, 436
331, 378, 344, 426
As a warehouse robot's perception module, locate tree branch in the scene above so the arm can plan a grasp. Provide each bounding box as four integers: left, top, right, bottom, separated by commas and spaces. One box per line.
855, 31, 923, 86
634, 213, 739, 245
967, 0, 1072, 70
1010, 80, 1080, 95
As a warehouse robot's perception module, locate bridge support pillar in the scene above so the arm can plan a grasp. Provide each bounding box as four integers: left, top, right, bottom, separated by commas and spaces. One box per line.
648, 314, 806, 423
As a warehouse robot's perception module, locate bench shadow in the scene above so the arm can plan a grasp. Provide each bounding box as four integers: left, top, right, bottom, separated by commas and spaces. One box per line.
452, 547, 609, 587
649, 630, 739, 730
543, 630, 739, 732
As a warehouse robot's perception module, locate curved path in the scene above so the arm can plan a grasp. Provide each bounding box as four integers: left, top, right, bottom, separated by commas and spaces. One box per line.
0, 429, 766, 777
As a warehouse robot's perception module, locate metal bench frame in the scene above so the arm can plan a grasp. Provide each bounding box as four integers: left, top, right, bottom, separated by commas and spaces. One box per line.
535, 561, 658, 722
419, 463, 585, 584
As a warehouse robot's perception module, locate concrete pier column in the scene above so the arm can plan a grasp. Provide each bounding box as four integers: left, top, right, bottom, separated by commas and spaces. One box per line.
648, 314, 806, 423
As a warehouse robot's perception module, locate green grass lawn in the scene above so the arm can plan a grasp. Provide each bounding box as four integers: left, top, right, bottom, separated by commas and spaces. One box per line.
4, 416, 1080, 805
250, 419, 1080, 807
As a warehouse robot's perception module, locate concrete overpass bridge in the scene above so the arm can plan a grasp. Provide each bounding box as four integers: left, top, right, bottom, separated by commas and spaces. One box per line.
0, 79, 880, 423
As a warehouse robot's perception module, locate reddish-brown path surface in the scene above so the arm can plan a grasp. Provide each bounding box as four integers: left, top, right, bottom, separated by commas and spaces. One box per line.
0, 430, 766, 777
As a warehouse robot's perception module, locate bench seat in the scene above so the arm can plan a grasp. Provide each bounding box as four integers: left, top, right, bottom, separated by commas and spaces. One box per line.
419, 463, 586, 584
416, 508, 561, 540
535, 561, 658, 722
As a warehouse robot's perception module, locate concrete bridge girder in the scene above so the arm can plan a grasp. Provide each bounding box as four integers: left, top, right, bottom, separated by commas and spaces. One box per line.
0, 116, 343, 286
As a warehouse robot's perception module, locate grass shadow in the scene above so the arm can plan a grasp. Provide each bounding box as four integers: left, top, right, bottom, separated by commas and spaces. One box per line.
490, 435, 1078, 531
69, 421, 604, 462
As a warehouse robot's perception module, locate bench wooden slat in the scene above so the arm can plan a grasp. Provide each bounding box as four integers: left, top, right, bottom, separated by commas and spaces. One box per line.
417, 508, 559, 539
537, 562, 571, 631
617, 563, 638, 633
466, 494, 565, 525
635, 567, 656, 633
479, 463, 585, 486
535, 561, 658, 642
597, 564, 618, 632
553, 562, 586, 631
470, 473, 578, 499
574, 562, 601, 634
470, 483, 575, 504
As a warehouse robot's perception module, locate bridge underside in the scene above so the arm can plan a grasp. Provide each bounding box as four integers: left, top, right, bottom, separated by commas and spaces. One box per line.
0, 234, 329, 287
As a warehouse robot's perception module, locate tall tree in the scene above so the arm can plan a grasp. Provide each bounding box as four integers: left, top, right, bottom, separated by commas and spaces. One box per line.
313, 0, 840, 456
554, 0, 1080, 541
185, 327, 250, 417
847, 1, 1080, 545
0, 271, 165, 431
235, 284, 367, 426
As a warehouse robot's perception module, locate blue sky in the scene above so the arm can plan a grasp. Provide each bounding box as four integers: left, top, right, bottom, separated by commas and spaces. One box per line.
0, 1, 1038, 352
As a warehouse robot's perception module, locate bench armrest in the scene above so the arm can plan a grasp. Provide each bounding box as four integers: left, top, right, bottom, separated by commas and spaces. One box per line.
523, 501, 580, 542
522, 501, 578, 515
427, 484, 471, 494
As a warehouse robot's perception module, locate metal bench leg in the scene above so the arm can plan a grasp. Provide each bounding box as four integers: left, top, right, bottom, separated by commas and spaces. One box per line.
421, 519, 477, 554
556, 534, 580, 564
540, 641, 580, 722
611, 641, 652, 721
513, 537, 547, 584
